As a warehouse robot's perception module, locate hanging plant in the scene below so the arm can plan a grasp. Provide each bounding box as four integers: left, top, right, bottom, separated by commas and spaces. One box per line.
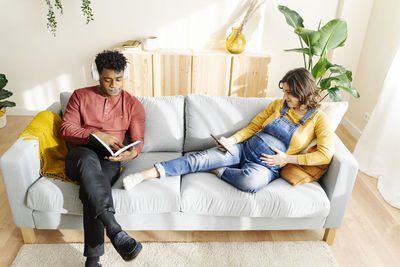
45, 0, 94, 36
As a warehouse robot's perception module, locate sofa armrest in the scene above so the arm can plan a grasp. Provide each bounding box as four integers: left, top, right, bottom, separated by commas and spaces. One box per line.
320, 134, 358, 228
0, 138, 41, 228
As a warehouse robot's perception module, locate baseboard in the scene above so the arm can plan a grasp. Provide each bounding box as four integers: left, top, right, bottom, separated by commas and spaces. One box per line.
341, 117, 362, 140
6, 107, 39, 116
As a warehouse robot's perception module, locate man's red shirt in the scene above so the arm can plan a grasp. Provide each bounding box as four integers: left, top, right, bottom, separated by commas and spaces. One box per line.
60, 86, 145, 154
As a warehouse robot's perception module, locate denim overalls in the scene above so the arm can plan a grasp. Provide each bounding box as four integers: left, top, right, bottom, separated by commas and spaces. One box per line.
156, 102, 316, 193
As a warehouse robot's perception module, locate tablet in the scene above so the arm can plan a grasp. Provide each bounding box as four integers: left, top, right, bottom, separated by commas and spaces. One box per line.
210, 134, 233, 156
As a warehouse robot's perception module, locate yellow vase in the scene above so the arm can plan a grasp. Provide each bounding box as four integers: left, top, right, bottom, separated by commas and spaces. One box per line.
226, 27, 246, 54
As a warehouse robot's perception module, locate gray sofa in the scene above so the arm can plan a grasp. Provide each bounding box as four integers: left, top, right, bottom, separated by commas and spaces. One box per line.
0, 94, 358, 245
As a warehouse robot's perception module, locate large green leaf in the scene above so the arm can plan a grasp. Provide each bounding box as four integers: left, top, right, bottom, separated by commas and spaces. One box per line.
0, 88, 13, 100
320, 77, 336, 90
320, 73, 350, 89
314, 19, 347, 56
338, 86, 360, 98
312, 57, 333, 79
278, 5, 304, 28
0, 74, 8, 89
0, 101, 16, 108
327, 87, 342, 102
336, 73, 351, 88
294, 28, 320, 55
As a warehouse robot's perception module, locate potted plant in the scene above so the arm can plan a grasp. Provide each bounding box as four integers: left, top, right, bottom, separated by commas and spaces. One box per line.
278, 5, 360, 101
0, 74, 16, 128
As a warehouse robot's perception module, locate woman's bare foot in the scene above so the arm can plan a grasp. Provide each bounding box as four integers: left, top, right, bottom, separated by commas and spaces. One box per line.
140, 167, 160, 180
209, 168, 221, 176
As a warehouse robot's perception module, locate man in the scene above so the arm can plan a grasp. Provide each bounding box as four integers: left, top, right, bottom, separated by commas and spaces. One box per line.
60, 50, 145, 267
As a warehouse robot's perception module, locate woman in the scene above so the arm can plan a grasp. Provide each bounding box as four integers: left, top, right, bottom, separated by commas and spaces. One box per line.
123, 67, 334, 193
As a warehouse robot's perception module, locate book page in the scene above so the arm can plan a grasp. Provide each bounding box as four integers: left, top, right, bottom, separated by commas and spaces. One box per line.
114, 141, 141, 156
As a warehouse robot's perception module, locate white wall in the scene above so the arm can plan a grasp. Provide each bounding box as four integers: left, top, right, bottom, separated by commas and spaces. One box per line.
343, 0, 400, 139
0, 0, 369, 115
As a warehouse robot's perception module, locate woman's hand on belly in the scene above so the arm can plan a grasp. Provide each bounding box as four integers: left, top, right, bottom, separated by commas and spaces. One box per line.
260, 147, 298, 166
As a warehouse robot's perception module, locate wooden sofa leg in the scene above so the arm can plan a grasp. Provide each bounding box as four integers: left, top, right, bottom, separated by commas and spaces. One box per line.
20, 228, 36, 244
323, 228, 336, 245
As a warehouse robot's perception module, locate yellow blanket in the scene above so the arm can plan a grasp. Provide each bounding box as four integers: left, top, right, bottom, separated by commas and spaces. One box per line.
19, 111, 76, 184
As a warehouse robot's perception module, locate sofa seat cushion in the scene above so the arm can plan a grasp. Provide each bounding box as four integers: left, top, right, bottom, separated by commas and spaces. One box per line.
180, 172, 330, 217
27, 152, 181, 215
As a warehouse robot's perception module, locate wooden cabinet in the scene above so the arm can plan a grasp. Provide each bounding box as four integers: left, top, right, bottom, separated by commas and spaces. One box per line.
119, 49, 271, 97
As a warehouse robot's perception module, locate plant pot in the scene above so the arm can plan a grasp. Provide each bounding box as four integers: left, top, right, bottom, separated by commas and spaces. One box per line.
0, 107, 6, 128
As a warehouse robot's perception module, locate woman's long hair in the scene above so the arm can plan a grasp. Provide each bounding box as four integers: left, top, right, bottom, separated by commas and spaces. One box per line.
279, 68, 321, 109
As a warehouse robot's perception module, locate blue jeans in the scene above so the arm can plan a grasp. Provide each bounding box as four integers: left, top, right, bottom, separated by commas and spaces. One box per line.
156, 143, 278, 193
156, 102, 316, 193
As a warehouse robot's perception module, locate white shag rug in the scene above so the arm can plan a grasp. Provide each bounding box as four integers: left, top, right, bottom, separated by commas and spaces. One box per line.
12, 241, 338, 267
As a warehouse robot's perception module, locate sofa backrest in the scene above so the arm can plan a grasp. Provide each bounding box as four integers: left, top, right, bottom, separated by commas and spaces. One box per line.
59, 92, 348, 153
137, 96, 184, 152
183, 94, 274, 152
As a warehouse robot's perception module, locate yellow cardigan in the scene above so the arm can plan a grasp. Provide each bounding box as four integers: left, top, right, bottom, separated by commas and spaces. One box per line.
232, 99, 334, 166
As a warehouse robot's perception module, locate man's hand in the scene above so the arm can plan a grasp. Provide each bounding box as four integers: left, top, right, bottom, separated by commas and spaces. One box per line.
106, 147, 138, 162
260, 147, 298, 166
93, 131, 124, 151
216, 136, 236, 152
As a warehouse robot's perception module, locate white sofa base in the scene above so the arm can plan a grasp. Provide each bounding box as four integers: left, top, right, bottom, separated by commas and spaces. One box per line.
32, 211, 327, 231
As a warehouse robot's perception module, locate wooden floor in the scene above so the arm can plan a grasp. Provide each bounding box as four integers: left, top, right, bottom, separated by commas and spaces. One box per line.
1, 116, 400, 267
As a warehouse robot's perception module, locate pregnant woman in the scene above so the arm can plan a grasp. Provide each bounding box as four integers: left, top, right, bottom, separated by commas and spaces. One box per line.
124, 67, 334, 193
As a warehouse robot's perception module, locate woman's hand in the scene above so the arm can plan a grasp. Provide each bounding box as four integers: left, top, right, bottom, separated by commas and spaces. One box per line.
106, 147, 138, 162
216, 136, 236, 152
260, 147, 298, 166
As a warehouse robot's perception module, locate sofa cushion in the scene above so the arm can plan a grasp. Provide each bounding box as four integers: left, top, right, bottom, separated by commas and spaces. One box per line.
137, 96, 184, 152
184, 95, 274, 152
180, 172, 330, 217
60, 92, 184, 152
27, 152, 182, 215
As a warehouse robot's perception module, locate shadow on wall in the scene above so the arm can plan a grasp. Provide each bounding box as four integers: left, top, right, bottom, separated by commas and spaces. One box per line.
14, 0, 267, 114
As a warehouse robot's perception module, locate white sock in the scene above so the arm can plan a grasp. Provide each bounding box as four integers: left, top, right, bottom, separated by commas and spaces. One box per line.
123, 173, 144, 190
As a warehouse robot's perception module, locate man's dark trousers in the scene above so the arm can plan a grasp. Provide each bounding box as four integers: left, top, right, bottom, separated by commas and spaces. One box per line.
66, 146, 121, 257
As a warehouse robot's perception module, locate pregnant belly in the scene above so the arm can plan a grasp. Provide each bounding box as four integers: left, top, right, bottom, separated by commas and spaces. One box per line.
244, 133, 287, 166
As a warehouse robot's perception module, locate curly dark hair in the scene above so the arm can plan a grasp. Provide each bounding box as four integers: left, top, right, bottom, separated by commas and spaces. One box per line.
95, 50, 127, 75
279, 67, 321, 109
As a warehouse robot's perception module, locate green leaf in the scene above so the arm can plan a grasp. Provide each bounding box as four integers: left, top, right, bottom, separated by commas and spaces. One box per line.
320, 77, 336, 90
0, 100, 16, 108
294, 28, 320, 55
278, 5, 304, 28
345, 70, 353, 81
338, 86, 360, 98
314, 19, 347, 56
312, 57, 329, 79
320, 73, 350, 89
0, 74, 8, 89
328, 87, 342, 102
0, 88, 13, 100
284, 48, 312, 55
336, 73, 351, 88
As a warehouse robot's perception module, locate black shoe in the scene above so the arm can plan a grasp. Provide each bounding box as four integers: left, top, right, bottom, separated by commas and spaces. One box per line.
85, 257, 102, 267
110, 231, 142, 261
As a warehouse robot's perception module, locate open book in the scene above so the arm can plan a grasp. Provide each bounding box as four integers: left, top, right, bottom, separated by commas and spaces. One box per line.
88, 133, 141, 157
